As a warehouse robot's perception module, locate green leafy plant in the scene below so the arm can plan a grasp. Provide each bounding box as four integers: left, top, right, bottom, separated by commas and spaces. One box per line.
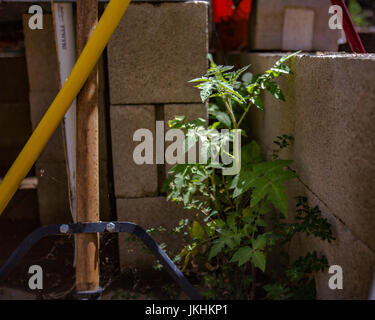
349, 0, 372, 27
162, 53, 334, 300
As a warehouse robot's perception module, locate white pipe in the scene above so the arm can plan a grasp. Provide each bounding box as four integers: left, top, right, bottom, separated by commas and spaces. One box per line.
52, 3, 77, 267
52, 2, 77, 223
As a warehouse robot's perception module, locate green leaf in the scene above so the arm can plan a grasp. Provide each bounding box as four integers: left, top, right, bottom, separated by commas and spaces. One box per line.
250, 177, 269, 208
232, 170, 257, 198
250, 96, 264, 110
251, 235, 267, 250
191, 221, 205, 241
269, 182, 288, 217
241, 141, 262, 165
230, 246, 252, 266
208, 241, 225, 260
214, 111, 232, 128
242, 72, 253, 84
251, 250, 266, 272
272, 170, 298, 183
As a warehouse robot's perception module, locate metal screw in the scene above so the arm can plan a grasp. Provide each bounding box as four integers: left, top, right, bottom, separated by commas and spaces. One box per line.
60, 224, 70, 234
105, 222, 116, 232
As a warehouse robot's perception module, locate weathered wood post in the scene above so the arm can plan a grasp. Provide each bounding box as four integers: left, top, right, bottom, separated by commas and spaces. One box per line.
75, 0, 100, 293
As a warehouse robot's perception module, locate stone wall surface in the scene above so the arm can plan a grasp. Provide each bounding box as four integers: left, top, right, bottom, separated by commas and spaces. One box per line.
108, 2, 208, 104
108, 2, 209, 270
225, 52, 375, 299
249, 0, 340, 51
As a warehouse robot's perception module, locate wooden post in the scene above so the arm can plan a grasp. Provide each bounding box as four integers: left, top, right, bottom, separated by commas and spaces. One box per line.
75, 0, 100, 292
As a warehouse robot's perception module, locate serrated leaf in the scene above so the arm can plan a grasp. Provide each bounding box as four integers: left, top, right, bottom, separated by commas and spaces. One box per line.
232, 170, 258, 198
230, 246, 252, 266
269, 182, 288, 217
251, 235, 267, 250
208, 241, 225, 260
250, 177, 269, 208
251, 250, 266, 272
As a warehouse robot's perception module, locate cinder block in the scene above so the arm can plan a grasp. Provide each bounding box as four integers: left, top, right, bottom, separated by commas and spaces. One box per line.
286, 179, 375, 300
291, 54, 375, 253
35, 160, 110, 224
35, 162, 71, 225
0, 57, 29, 104
231, 52, 375, 258
117, 197, 195, 271
110, 105, 158, 198
0, 104, 31, 148
99, 160, 111, 221
164, 103, 208, 126
29, 91, 66, 162
108, 2, 208, 104
249, 0, 340, 51
163, 103, 208, 178
0, 189, 39, 221
22, 14, 60, 92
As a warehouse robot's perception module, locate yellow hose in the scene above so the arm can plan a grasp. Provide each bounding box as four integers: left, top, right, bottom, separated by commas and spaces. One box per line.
0, 0, 131, 215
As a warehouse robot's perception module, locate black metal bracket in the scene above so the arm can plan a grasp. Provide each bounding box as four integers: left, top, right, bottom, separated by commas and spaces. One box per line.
0, 221, 202, 300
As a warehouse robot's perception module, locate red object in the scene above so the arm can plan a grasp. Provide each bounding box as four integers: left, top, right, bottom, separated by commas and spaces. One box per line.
330, 0, 366, 53
212, 0, 253, 51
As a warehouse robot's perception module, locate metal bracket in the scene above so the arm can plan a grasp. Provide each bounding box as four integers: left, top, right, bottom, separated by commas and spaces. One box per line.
0, 221, 202, 300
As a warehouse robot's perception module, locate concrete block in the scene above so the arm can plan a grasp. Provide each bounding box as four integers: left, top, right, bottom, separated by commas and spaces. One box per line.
29, 91, 66, 162
249, 0, 340, 51
0, 189, 39, 222
0, 104, 31, 148
108, 2, 208, 104
291, 54, 375, 253
99, 160, 111, 221
0, 57, 29, 104
286, 179, 375, 300
35, 162, 71, 225
22, 14, 60, 92
110, 105, 158, 198
163, 103, 208, 178
229, 52, 375, 256
282, 8, 314, 51
117, 197, 195, 271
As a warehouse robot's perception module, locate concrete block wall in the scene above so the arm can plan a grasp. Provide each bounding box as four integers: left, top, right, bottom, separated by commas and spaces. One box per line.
107, 2, 208, 271
249, 0, 340, 51
226, 52, 375, 299
0, 56, 38, 221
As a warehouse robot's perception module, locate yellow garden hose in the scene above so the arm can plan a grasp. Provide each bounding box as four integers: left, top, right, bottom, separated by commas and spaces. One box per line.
0, 0, 132, 215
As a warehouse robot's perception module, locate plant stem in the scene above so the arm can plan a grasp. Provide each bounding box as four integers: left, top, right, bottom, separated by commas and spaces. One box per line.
224, 98, 237, 129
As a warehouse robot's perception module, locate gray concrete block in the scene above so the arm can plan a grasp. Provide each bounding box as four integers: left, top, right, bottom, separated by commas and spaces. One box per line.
164, 103, 208, 126
230, 52, 375, 256
108, 2, 208, 104
29, 91, 66, 163
35, 162, 71, 225
35, 159, 110, 224
249, 0, 340, 51
286, 179, 375, 300
0, 104, 31, 148
110, 105, 158, 198
23, 14, 60, 92
117, 197, 194, 271
0, 57, 29, 104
